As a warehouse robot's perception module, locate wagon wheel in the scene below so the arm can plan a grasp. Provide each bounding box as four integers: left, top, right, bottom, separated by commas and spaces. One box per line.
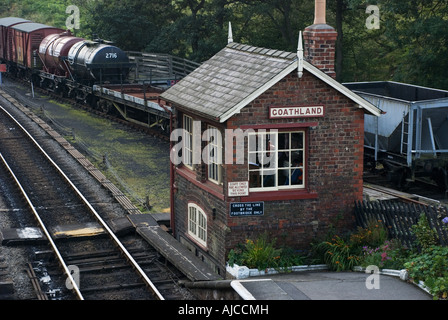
396, 167, 411, 191
433, 167, 448, 195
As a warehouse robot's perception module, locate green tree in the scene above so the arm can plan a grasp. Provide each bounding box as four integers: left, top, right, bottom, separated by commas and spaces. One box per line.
2, 0, 448, 90
147, 0, 230, 61
79, 0, 175, 51
230, 0, 313, 52
381, 0, 448, 89
336, 1, 393, 82
0, 0, 70, 28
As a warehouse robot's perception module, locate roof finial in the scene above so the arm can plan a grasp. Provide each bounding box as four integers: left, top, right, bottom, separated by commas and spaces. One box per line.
314, 0, 326, 25
297, 31, 304, 78
228, 21, 233, 44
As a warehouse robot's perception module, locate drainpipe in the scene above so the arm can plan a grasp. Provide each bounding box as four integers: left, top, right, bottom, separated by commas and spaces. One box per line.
158, 98, 175, 236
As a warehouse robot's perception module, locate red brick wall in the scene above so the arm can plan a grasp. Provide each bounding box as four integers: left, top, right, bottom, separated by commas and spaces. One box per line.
224, 69, 364, 252
173, 169, 228, 274
172, 69, 365, 274
303, 25, 338, 79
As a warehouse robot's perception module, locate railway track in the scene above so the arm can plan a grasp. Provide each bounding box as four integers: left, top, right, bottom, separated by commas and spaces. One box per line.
364, 169, 448, 207
3, 75, 169, 141
0, 101, 189, 300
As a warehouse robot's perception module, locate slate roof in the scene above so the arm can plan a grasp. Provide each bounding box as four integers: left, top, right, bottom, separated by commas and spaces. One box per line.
160, 42, 381, 122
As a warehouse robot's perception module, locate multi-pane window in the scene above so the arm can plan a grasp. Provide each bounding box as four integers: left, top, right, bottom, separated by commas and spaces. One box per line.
248, 131, 305, 191
188, 203, 207, 247
206, 126, 222, 184
183, 115, 193, 168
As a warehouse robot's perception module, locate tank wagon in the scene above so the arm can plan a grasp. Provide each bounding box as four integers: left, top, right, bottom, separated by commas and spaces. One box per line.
38, 32, 131, 99
344, 81, 448, 194
66, 39, 130, 83
0, 17, 131, 101
0, 16, 199, 134
39, 32, 84, 77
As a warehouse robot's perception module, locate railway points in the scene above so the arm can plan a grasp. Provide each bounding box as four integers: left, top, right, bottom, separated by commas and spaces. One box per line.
0, 88, 197, 300
0, 102, 167, 300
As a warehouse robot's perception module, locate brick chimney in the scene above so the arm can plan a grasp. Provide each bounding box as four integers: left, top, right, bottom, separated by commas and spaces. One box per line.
303, 0, 337, 79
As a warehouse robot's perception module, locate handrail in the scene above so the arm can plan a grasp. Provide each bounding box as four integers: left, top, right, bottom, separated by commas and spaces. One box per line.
126, 51, 200, 80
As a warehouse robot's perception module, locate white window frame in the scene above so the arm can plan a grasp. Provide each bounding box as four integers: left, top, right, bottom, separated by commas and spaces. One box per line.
183, 115, 194, 169
188, 203, 207, 247
206, 125, 222, 184
248, 130, 305, 192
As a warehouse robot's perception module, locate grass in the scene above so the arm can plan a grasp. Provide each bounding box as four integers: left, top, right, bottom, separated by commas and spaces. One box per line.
45, 99, 171, 213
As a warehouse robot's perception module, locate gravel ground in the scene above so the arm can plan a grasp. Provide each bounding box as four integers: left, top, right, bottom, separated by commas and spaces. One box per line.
0, 78, 170, 299
2, 78, 170, 213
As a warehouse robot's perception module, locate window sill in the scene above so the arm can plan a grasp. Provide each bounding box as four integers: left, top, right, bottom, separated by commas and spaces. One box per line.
240, 189, 318, 202
185, 233, 208, 252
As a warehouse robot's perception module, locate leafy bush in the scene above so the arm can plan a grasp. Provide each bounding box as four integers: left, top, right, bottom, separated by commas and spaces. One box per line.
312, 220, 414, 272
275, 247, 307, 269
227, 233, 305, 271
350, 219, 388, 248
312, 219, 390, 271
313, 235, 362, 271
412, 213, 439, 249
361, 239, 410, 270
241, 236, 282, 270
405, 246, 448, 299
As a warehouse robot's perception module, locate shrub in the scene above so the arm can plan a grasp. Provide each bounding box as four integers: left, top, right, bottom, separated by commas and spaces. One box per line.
227, 233, 305, 271
412, 213, 439, 249
405, 245, 448, 299
275, 247, 306, 270
360, 239, 410, 270
350, 219, 388, 248
314, 235, 362, 271
313, 220, 407, 271
240, 235, 282, 270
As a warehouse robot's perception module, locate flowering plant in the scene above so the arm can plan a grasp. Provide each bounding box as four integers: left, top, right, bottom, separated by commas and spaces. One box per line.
350, 219, 388, 248
361, 241, 392, 268
227, 233, 305, 271
315, 235, 362, 271
361, 239, 409, 270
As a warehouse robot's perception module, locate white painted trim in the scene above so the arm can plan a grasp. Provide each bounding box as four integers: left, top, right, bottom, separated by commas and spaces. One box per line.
230, 280, 258, 300
226, 263, 328, 279
303, 61, 382, 117
219, 64, 297, 123
187, 203, 207, 247
219, 60, 382, 123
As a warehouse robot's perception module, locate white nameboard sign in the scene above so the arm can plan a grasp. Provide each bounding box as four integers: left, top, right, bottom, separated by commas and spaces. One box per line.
228, 181, 249, 197
269, 105, 324, 119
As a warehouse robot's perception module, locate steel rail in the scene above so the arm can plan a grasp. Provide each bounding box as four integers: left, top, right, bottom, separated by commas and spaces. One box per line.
363, 183, 438, 207
0, 152, 84, 300
0, 105, 165, 300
